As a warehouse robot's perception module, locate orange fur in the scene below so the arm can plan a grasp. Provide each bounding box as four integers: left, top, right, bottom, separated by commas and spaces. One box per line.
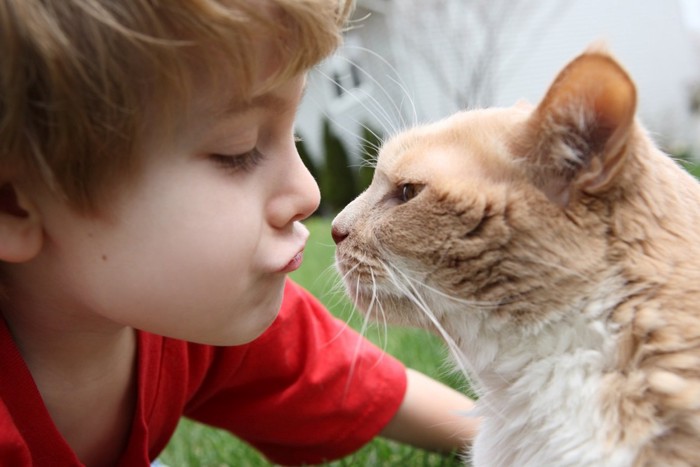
333, 49, 700, 465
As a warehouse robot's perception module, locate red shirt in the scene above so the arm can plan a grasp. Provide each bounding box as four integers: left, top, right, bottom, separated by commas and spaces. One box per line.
0, 280, 407, 466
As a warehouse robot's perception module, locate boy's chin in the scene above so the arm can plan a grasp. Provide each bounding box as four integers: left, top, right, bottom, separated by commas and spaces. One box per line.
214, 302, 284, 346
185, 279, 286, 346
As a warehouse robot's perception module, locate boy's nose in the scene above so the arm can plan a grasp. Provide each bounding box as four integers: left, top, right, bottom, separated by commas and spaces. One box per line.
268, 151, 320, 228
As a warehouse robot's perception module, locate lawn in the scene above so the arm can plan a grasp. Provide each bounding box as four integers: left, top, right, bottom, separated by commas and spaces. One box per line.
159, 217, 468, 466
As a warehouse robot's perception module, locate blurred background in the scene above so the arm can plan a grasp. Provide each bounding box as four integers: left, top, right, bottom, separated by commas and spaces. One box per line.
162, 4, 700, 463
295, 0, 700, 215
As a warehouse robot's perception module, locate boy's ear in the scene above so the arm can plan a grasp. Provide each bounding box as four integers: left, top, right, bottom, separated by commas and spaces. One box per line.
0, 183, 43, 263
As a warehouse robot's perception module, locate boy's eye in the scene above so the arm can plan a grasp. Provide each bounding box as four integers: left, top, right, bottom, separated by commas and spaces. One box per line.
210, 148, 265, 172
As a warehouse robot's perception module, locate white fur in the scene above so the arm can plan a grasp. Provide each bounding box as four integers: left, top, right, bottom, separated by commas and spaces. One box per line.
433, 278, 638, 466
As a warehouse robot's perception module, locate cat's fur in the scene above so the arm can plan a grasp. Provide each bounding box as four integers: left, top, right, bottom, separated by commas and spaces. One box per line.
332, 47, 700, 466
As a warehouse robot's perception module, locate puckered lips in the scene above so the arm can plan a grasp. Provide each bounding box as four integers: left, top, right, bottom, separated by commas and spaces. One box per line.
275, 222, 309, 273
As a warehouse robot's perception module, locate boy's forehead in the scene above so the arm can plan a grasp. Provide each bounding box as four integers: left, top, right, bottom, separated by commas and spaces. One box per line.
209, 73, 308, 117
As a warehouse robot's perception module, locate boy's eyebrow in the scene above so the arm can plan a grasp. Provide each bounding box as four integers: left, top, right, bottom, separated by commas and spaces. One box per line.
245, 93, 289, 111
218, 94, 286, 115
222, 81, 308, 115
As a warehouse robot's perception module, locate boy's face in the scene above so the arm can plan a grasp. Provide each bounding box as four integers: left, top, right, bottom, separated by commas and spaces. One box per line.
23, 71, 319, 345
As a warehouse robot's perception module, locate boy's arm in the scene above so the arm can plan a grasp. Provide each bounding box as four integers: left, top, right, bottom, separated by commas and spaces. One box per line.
379, 368, 480, 453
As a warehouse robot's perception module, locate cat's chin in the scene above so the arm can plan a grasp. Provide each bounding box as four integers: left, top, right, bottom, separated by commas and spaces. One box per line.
343, 281, 440, 329
342, 280, 384, 313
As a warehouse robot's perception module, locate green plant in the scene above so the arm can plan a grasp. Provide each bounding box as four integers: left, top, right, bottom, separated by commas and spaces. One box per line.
357, 124, 382, 193
319, 119, 357, 214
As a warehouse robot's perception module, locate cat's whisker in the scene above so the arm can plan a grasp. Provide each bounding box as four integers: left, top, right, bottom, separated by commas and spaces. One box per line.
356, 124, 384, 156
344, 267, 391, 398
324, 270, 350, 299
383, 264, 469, 372
384, 264, 514, 424
340, 45, 418, 129
317, 264, 360, 313
352, 158, 378, 171
335, 54, 408, 134
340, 120, 384, 159
375, 298, 390, 358
405, 275, 501, 310
315, 68, 398, 136
385, 74, 419, 129
366, 268, 389, 369
359, 130, 383, 155
321, 264, 366, 349
335, 261, 360, 289
342, 274, 367, 399
321, 300, 355, 346
368, 268, 390, 357
319, 113, 385, 166
303, 82, 392, 150
319, 266, 364, 326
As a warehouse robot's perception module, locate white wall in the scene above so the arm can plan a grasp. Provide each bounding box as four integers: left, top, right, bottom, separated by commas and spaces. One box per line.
296, 0, 700, 164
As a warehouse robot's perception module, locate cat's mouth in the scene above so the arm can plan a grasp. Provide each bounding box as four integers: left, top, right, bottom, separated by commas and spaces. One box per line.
336, 253, 456, 332
336, 263, 371, 297
336, 257, 382, 303
336, 257, 407, 311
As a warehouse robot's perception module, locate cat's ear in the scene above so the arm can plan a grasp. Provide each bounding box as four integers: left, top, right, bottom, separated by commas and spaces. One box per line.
518, 51, 636, 206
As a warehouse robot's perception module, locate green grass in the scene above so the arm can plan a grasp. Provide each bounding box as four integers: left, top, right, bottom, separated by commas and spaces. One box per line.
159, 217, 467, 466
684, 162, 700, 179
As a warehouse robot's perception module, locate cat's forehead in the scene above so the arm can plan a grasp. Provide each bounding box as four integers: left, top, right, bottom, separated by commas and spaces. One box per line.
378, 107, 529, 183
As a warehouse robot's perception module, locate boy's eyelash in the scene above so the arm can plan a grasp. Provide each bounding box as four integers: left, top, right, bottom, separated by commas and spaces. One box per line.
210, 148, 265, 172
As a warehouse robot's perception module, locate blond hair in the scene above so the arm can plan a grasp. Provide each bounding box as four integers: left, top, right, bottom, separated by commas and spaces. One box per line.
0, 0, 353, 211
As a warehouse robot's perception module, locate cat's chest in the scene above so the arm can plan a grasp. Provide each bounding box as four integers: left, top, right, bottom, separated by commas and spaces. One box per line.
450, 314, 633, 466
471, 353, 612, 466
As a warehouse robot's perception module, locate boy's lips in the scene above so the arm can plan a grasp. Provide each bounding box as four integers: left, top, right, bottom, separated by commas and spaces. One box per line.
274, 222, 309, 273
278, 250, 304, 273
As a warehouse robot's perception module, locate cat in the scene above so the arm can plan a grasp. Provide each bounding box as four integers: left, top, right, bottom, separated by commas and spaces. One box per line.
331, 46, 700, 466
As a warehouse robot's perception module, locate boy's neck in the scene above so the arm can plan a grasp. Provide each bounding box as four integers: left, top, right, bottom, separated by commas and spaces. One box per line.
34, 326, 139, 467
1, 297, 139, 467
5, 309, 135, 380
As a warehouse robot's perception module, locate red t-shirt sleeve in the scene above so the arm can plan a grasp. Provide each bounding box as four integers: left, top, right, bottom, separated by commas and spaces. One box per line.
183, 280, 407, 465
0, 401, 32, 465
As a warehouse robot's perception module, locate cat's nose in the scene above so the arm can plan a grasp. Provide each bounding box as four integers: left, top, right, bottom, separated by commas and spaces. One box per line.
331, 224, 348, 244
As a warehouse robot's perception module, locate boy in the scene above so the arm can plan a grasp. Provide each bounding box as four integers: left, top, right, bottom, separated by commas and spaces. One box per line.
0, 1, 479, 465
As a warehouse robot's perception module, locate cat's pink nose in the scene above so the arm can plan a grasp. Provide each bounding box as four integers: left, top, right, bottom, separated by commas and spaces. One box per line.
331, 225, 348, 244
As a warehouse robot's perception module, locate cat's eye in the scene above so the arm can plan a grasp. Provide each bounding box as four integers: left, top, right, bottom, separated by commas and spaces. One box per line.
400, 183, 423, 203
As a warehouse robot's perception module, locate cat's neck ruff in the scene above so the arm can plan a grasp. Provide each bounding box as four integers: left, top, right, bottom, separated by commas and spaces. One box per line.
444, 277, 639, 466
447, 275, 625, 376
